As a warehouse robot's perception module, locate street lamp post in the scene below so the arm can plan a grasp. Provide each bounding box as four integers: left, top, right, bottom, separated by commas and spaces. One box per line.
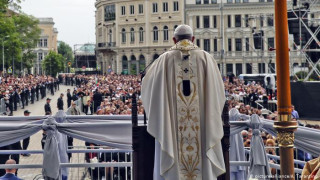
1, 36, 10, 75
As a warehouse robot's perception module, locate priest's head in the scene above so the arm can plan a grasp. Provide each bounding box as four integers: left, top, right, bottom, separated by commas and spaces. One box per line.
173, 24, 195, 43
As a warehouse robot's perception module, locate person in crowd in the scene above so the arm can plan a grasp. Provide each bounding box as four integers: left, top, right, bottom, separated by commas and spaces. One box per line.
21, 110, 31, 157
44, 98, 52, 115
93, 89, 103, 113
241, 130, 248, 143
84, 100, 93, 115
292, 105, 299, 119
0, 159, 22, 180
67, 89, 72, 108
0, 145, 10, 176
57, 93, 64, 111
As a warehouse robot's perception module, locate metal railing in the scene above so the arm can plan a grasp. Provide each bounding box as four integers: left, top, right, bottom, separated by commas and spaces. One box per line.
0, 148, 133, 180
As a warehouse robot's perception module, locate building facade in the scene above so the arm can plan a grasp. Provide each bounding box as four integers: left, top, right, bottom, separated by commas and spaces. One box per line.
33, 18, 58, 75
96, 0, 314, 76
95, 0, 184, 74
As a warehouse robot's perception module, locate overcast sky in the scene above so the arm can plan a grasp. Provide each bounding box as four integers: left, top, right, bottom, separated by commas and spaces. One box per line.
21, 0, 96, 49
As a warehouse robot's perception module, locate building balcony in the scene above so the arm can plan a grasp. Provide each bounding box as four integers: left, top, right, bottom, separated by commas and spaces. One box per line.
96, 42, 116, 51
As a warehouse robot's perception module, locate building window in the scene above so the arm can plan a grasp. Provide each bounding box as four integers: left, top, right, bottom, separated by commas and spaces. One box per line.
246, 38, 250, 51
236, 63, 242, 75
139, 27, 144, 42
235, 38, 242, 51
267, 0, 273, 2
38, 39, 43, 47
245, 14, 249, 27
235, 15, 241, 27
139, 4, 143, 14
163, 2, 168, 12
214, 39, 217, 52
227, 0, 233, 3
121, 6, 125, 15
258, 63, 266, 73
38, 53, 43, 61
259, 0, 265, 2
204, 0, 209, 4
153, 3, 158, 13
196, 16, 200, 28
204, 39, 210, 52
226, 64, 233, 73
196, 39, 200, 47
173, 1, 179, 11
44, 39, 48, 47
163, 26, 169, 41
268, 38, 274, 48
235, 0, 240, 3
212, 0, 217, 3
130, 5, 134, 14
153, 26, 158, 41
228, 38, 232, 51
260, 16, 264, 27
213, 16, 217, 28
228, 15, 231, 28
267, 16, 273, 26
122, 28, 126, 43
243, 0, 249, 2
174, 25, 178, 30
203, 16, 210, 28
196, 0, 201, 4
130, 28, 135, 43
246, 63, 252, 74
105, 5, 115, 21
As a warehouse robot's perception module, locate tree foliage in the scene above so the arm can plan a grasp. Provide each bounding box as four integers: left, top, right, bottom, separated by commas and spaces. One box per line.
58, 41, 73, 65
0, 0, 40, 73
42, 51, 65, 77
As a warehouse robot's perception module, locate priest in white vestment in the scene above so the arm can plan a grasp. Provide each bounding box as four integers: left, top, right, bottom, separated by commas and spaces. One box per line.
141, 25, 226, 180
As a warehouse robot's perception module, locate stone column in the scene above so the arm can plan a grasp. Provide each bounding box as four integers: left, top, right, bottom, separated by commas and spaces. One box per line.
116, 54, 122, 74
188, 15, 193, 29
233, 63, 236, 75
199, 15, 203, 29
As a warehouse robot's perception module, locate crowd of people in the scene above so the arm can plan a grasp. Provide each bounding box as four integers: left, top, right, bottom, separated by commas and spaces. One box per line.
60, 74, 143, 116
0, 73, 318, 179
0, 75, 60, 116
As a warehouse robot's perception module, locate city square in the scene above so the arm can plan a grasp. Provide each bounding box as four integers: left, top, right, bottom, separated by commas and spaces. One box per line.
0, 0, 320, 180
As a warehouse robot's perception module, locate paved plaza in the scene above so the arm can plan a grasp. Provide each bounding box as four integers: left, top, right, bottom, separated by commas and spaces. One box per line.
13, 85, 87, 180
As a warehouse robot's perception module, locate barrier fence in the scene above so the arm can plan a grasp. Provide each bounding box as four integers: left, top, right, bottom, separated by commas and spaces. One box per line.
0, 148, 133, 180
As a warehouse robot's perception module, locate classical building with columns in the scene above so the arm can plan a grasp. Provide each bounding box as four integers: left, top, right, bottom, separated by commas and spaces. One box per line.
95, 0, 184, 74
185, 0, 310, 76
96, 0, 312, 75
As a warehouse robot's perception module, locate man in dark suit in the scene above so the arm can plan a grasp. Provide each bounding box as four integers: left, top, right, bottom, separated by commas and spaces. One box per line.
13, 89, 19, 111
44, 98, 52, 115
57, 93, 64, 110
93, 89, 102, 113
36, 84, 40, 101
0, 145, 10, 176
67, 89, 72, 108
30, 86, 35, 104
19, 89, 25, 109
21, 110, 31, 157
0, 159, 22, 180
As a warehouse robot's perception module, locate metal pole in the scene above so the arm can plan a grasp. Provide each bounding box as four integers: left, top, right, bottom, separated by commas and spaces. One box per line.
273, 1, 297, 179
220, 0, 225, 76
2, 40, 4, 74
12, 56, 14, 76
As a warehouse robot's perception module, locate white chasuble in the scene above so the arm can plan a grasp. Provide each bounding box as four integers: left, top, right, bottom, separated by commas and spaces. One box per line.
142, 40, 226, 180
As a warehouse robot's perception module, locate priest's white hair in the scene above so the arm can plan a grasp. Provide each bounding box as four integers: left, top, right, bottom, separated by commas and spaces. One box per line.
174, 24, 193, 38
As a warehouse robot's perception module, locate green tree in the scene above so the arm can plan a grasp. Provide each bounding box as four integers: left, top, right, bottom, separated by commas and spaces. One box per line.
42, 51, 65, 77
58, 41, 73, 67
0, 0, 40, 74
